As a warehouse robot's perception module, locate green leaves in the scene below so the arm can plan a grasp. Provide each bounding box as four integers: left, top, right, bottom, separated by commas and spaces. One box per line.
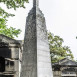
0, 0, 29, 10
0, 7, 15, 18
48, 32, 74, 63
0, 0, 28, 38
0, 17, 21, 38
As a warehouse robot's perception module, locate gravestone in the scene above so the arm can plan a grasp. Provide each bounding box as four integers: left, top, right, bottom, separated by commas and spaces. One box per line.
20, 0, 53, 77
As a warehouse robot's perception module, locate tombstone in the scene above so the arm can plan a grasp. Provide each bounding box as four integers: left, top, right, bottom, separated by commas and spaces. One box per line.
20, 0, 53, 77
0, 34, 21, 77
52, 58, 77, 77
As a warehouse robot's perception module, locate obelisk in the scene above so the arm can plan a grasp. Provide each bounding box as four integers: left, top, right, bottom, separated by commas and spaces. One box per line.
20, 0, 53, 77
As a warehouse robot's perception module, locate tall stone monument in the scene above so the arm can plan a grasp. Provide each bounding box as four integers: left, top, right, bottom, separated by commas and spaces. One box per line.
20, 0, 53, 77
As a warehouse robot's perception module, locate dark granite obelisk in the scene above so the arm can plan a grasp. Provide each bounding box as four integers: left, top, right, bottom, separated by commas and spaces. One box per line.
20, 0, 53, 77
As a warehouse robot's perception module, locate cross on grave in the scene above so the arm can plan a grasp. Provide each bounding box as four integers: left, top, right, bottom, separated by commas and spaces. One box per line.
33, 0, 39, 7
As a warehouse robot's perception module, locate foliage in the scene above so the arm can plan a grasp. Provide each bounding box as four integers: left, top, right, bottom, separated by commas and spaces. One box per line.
0, 7, 21, 38
0, 7, 15, 18
0, 0, 28, 38
0, 17, 21, 38
0, 0, 28, 10
48, 32, 74, 63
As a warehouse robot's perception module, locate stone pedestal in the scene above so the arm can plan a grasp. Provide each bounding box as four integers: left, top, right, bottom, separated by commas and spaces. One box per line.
20, 0, 53, 77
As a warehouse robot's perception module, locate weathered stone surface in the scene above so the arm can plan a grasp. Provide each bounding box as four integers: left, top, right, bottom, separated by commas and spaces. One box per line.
0, 34, 21, 77
36, 7, 53, 77
20, 0, 53, 77
33, 0, 39, 7
0, 34, 20, 44
52, 58, 77, 77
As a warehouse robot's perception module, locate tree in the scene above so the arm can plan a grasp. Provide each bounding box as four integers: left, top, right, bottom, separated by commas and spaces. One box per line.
0, 0, 28, 38
0, 18, 21, 38
48, 32, 74, 63
0, 0, 28, 16
0, 0, 28, 10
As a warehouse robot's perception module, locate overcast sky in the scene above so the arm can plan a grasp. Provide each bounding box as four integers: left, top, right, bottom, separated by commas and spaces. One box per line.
1, 0, 77, 60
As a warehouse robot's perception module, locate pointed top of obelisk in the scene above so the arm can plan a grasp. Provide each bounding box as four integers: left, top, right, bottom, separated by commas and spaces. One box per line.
33, 0, 39, 7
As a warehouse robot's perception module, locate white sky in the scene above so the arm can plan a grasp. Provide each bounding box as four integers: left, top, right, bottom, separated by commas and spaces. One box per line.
1, 0, 77, 60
